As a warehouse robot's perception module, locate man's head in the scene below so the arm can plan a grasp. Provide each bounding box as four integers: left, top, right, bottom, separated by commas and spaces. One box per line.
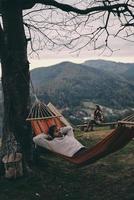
48, 125, 61, 138
96, 104, 101, 110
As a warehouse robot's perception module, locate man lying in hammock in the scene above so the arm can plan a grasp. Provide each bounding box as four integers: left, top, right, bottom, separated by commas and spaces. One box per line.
33, 125, 86, 157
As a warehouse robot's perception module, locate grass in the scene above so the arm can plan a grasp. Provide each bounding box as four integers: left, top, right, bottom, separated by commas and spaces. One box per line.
0, 129, 134, 200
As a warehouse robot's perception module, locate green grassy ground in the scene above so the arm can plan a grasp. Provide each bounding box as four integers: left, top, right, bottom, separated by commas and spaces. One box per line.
0, 129, 134, 200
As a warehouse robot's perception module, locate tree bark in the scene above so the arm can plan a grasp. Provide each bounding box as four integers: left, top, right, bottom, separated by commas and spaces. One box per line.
0, 3, 32, 164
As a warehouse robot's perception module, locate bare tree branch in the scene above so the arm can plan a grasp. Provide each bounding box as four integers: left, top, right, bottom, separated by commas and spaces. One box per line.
21, 0, 134, 55
27, 0, 130, 15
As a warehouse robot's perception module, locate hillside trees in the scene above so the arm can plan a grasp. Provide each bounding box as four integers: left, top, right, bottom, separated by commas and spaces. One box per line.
0, 0, 134, 168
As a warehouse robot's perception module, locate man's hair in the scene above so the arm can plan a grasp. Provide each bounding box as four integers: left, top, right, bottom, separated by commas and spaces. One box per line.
48, 125, 57, 138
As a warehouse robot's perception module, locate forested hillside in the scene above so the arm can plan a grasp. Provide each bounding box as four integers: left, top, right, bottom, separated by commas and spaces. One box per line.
31, 60, 134, 109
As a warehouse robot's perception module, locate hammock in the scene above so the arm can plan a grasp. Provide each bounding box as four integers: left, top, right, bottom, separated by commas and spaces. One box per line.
27, 100, 134, 166
27, 100, 65, 135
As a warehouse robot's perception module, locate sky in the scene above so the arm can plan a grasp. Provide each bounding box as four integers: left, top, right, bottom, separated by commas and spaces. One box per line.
0, 36, 133, 77
29, 54, 134, 71
29, 40, 134, 70
29, 27, 134, 69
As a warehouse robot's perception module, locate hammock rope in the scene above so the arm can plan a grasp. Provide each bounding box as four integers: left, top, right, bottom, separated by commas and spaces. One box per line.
27, 100, 59, 120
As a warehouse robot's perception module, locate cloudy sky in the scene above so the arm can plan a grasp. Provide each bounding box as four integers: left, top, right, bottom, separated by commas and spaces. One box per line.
29, 39, 134, 69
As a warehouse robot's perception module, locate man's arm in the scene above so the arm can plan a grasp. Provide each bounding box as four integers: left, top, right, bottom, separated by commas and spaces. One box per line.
60, 126, 74, 137
33, 133, 52, 150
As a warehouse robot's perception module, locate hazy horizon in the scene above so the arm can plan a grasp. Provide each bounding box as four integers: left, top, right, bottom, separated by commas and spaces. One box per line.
0, 56, 134, 77
29, 56, 134, 71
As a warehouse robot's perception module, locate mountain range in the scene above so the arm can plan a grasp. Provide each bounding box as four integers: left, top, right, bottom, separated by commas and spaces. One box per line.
31, 60, 134, 110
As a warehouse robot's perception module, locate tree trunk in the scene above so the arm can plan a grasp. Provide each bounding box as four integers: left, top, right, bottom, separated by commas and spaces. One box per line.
0, 3, 32, 164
